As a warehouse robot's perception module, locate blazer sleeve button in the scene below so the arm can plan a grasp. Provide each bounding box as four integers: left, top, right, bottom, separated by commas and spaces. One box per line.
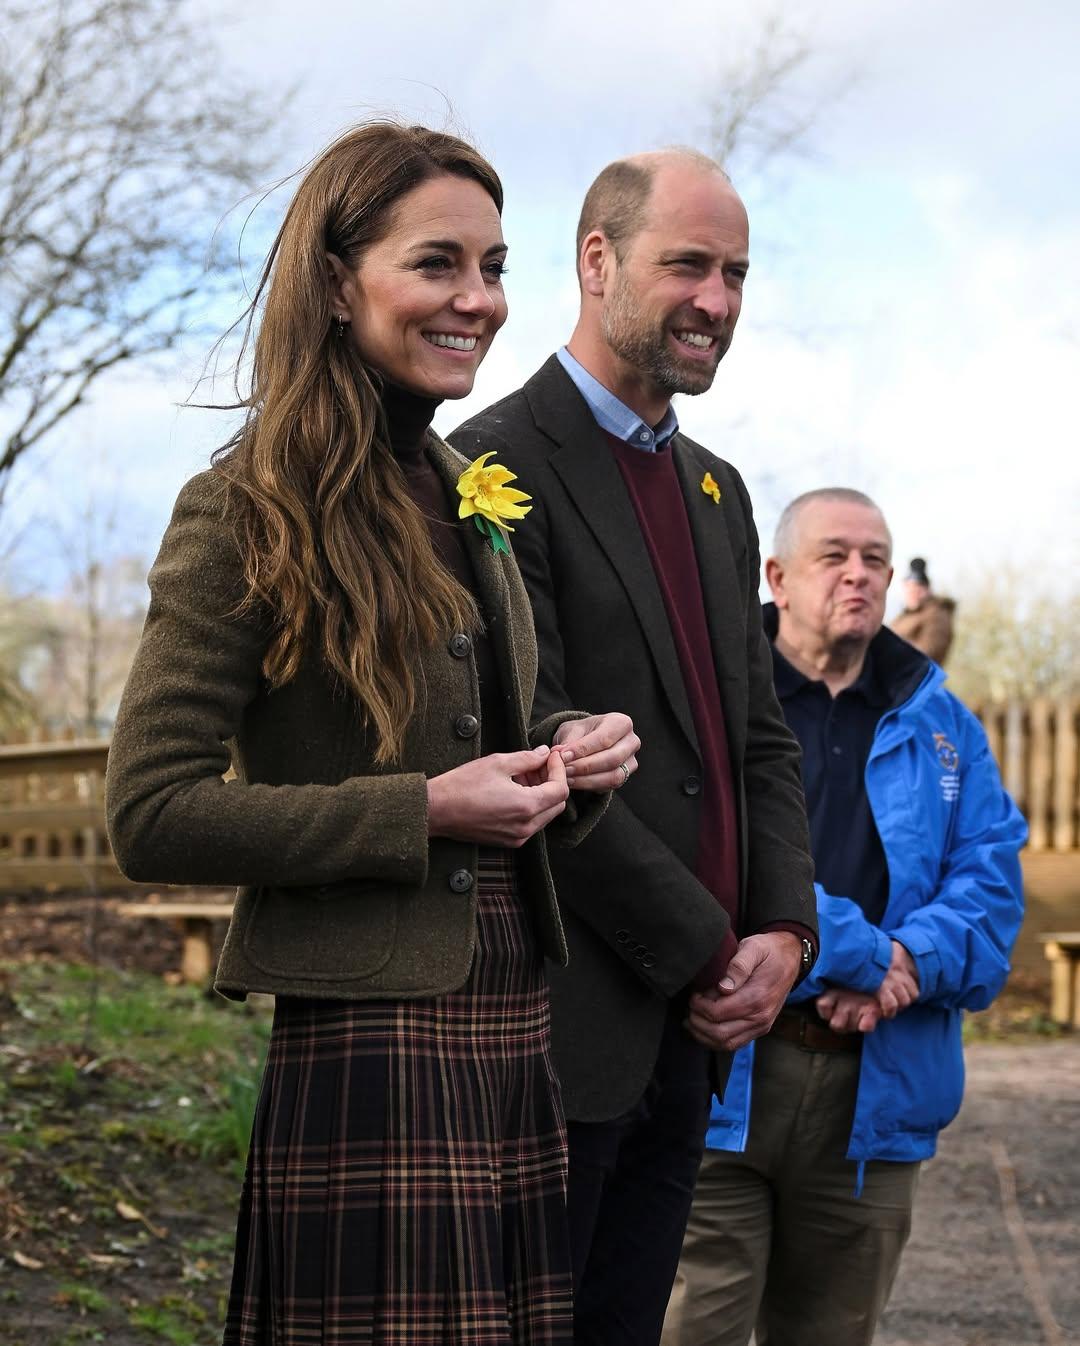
615, 929, 631, 944
448, 869, 474, 894
448, 633, 472, 658
641, 954, 657, 969
454, 713, 480, 739
681, 775, 702, 796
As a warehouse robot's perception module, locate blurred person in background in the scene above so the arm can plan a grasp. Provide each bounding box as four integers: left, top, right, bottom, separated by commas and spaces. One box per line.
663, 488, 1025, 1346
106, 121, 639, 1346
891, 555, 956, 665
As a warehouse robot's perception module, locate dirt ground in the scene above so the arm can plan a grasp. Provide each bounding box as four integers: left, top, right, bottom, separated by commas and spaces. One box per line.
1, 893, 1078, 1345
879, 1038, 1080, 1346
0, 889, 233, 979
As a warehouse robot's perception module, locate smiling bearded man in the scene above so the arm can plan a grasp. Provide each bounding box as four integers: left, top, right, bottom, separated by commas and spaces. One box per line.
449, 149, 818, 1346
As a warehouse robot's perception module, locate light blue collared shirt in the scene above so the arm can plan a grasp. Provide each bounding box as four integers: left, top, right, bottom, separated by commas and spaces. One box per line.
556, 346, 679, 452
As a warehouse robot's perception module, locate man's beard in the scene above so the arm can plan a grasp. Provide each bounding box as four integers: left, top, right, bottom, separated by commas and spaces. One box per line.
601, 272, 730, 398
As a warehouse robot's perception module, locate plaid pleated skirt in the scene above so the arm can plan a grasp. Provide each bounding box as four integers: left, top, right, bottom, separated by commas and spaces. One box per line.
222, 850, 572, 1346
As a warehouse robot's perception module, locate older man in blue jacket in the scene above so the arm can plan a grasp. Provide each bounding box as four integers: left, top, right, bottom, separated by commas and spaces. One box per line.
662, 488, 1026, 1346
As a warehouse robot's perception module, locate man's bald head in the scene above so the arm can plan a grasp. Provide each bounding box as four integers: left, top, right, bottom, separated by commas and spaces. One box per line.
575, 148, 732, 275
773, 489, 893, 563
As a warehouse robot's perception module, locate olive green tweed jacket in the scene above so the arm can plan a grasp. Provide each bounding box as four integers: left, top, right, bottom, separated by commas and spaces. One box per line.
106, 435, 602, 1001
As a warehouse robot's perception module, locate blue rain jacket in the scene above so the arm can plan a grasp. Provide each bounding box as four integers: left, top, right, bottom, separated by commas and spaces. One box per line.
707, 637, 1026, 1164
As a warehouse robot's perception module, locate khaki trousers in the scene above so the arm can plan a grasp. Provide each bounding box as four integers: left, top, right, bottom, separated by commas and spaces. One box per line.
661, 1034, 920, 1346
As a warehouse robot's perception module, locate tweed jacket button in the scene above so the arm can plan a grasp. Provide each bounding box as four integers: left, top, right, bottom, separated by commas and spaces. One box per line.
454, 713, 480, 739
448, 633, 472, 658
448, 869, 474, 894
641, 954, 657, 969
681, 774, 702, 796
615, 929, 631, 944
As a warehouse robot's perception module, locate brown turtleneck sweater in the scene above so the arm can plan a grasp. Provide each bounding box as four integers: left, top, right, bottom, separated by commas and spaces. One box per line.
384, 384, 510, 754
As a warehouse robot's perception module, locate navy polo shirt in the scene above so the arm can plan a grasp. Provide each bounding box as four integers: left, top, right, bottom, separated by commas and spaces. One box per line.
772, 643, 891, 925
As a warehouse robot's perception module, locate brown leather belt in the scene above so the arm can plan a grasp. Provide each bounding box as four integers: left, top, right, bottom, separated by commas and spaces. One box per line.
767, 1009, 861, 1053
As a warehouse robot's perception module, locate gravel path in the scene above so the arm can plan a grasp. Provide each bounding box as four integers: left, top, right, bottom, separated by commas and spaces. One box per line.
879, 1039, 1080, 1345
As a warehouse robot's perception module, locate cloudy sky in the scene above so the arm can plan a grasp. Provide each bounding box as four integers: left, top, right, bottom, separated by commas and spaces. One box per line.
6, 0, 1078, 611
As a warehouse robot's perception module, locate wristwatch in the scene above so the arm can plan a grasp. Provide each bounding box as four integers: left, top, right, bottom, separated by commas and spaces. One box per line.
798, 937, 816, 982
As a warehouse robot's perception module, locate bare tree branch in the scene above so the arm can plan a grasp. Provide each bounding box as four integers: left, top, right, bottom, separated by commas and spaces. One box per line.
0, 464, 151, 735
946, 567, 1080, 704
0, 0, 288, 508
706, 11, 852, 181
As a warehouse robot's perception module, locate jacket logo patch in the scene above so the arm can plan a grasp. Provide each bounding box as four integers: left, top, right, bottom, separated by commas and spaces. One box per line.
934, 732, 960, 800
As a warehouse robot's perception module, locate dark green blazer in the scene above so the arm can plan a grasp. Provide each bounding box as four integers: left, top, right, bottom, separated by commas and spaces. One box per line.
106, 434, 602, 1001
450, 356, 817, 1121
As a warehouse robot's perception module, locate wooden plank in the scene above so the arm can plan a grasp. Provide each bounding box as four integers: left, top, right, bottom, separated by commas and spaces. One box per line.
0, 806, 104, 831
0, 860, 134, 891
1027, 698, 1052, 851
120, 903, 234, 919
1054, 697, 1078, 852
181, 920, 215, 984
1004, 701, 1027, 810
1011, 851, 1080, 975
1039, 930, 1080, 1028
1046, 955, 1077, 1026
0, 741, 109, 781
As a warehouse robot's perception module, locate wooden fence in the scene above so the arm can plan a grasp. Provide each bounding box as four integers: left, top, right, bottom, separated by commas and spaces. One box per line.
977, 698, 1080, 852
0, 698, 1078, 892
0, 736, 132, 892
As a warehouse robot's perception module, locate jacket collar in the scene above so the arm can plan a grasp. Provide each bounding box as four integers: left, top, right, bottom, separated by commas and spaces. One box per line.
522, 357, 696, 751
554, 346, 679, 449
762, 601, 929, 712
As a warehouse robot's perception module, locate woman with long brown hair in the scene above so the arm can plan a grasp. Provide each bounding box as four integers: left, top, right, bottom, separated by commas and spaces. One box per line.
106, 122, 639, 1345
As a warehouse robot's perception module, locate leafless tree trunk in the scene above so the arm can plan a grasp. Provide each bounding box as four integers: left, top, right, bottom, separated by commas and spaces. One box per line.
0, 0, 285, 508
83, 559, 102, 735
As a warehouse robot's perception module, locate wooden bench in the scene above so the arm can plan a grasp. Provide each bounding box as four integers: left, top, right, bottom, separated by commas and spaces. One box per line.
1039, 932, 1080, 1029
119, 902, 234, 984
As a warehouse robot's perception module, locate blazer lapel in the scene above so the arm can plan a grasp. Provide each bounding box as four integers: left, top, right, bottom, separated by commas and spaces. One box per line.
425, 434, 529, 743
525, 358, 699, 756
672, 438, 749, 764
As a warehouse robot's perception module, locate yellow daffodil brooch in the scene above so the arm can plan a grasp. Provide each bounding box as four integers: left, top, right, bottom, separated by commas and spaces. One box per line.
701, 471, 721, 504
456, 452, 532, 555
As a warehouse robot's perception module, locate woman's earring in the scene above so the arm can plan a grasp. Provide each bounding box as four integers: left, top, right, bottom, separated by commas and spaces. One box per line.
335, 315, 349, 337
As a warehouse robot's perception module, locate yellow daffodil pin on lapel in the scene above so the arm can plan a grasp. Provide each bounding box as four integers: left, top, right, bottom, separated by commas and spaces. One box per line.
701, 471, 721, 504
456, 452, 532, 555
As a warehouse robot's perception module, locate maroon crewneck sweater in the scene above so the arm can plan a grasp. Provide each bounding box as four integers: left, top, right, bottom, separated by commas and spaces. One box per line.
609, 435, 740, 987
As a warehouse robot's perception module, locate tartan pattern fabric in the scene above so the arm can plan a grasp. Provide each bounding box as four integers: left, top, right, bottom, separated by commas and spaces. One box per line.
223, 850, 572, 1345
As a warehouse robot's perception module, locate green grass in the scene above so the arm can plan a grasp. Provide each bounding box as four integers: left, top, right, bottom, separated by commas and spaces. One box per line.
1, 959, 272, 1343
128, 1304, 200, 1345
55, 1283, 109, 1313
1, 960, 270, 1171
963, 982, 1063, 1041
964, 1007, 1063, 1042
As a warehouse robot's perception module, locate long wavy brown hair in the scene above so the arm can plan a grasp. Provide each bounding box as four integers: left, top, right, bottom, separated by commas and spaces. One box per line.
213, 123, 503, 764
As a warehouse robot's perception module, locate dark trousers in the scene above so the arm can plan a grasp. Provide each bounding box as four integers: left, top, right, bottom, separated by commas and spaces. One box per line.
662, 1034, 921, 1346
567, 1007, 712, 1346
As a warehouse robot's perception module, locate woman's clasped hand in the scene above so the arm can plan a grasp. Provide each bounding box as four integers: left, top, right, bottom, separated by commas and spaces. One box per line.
427, 744, 569, 846
428, 712, 640, 846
